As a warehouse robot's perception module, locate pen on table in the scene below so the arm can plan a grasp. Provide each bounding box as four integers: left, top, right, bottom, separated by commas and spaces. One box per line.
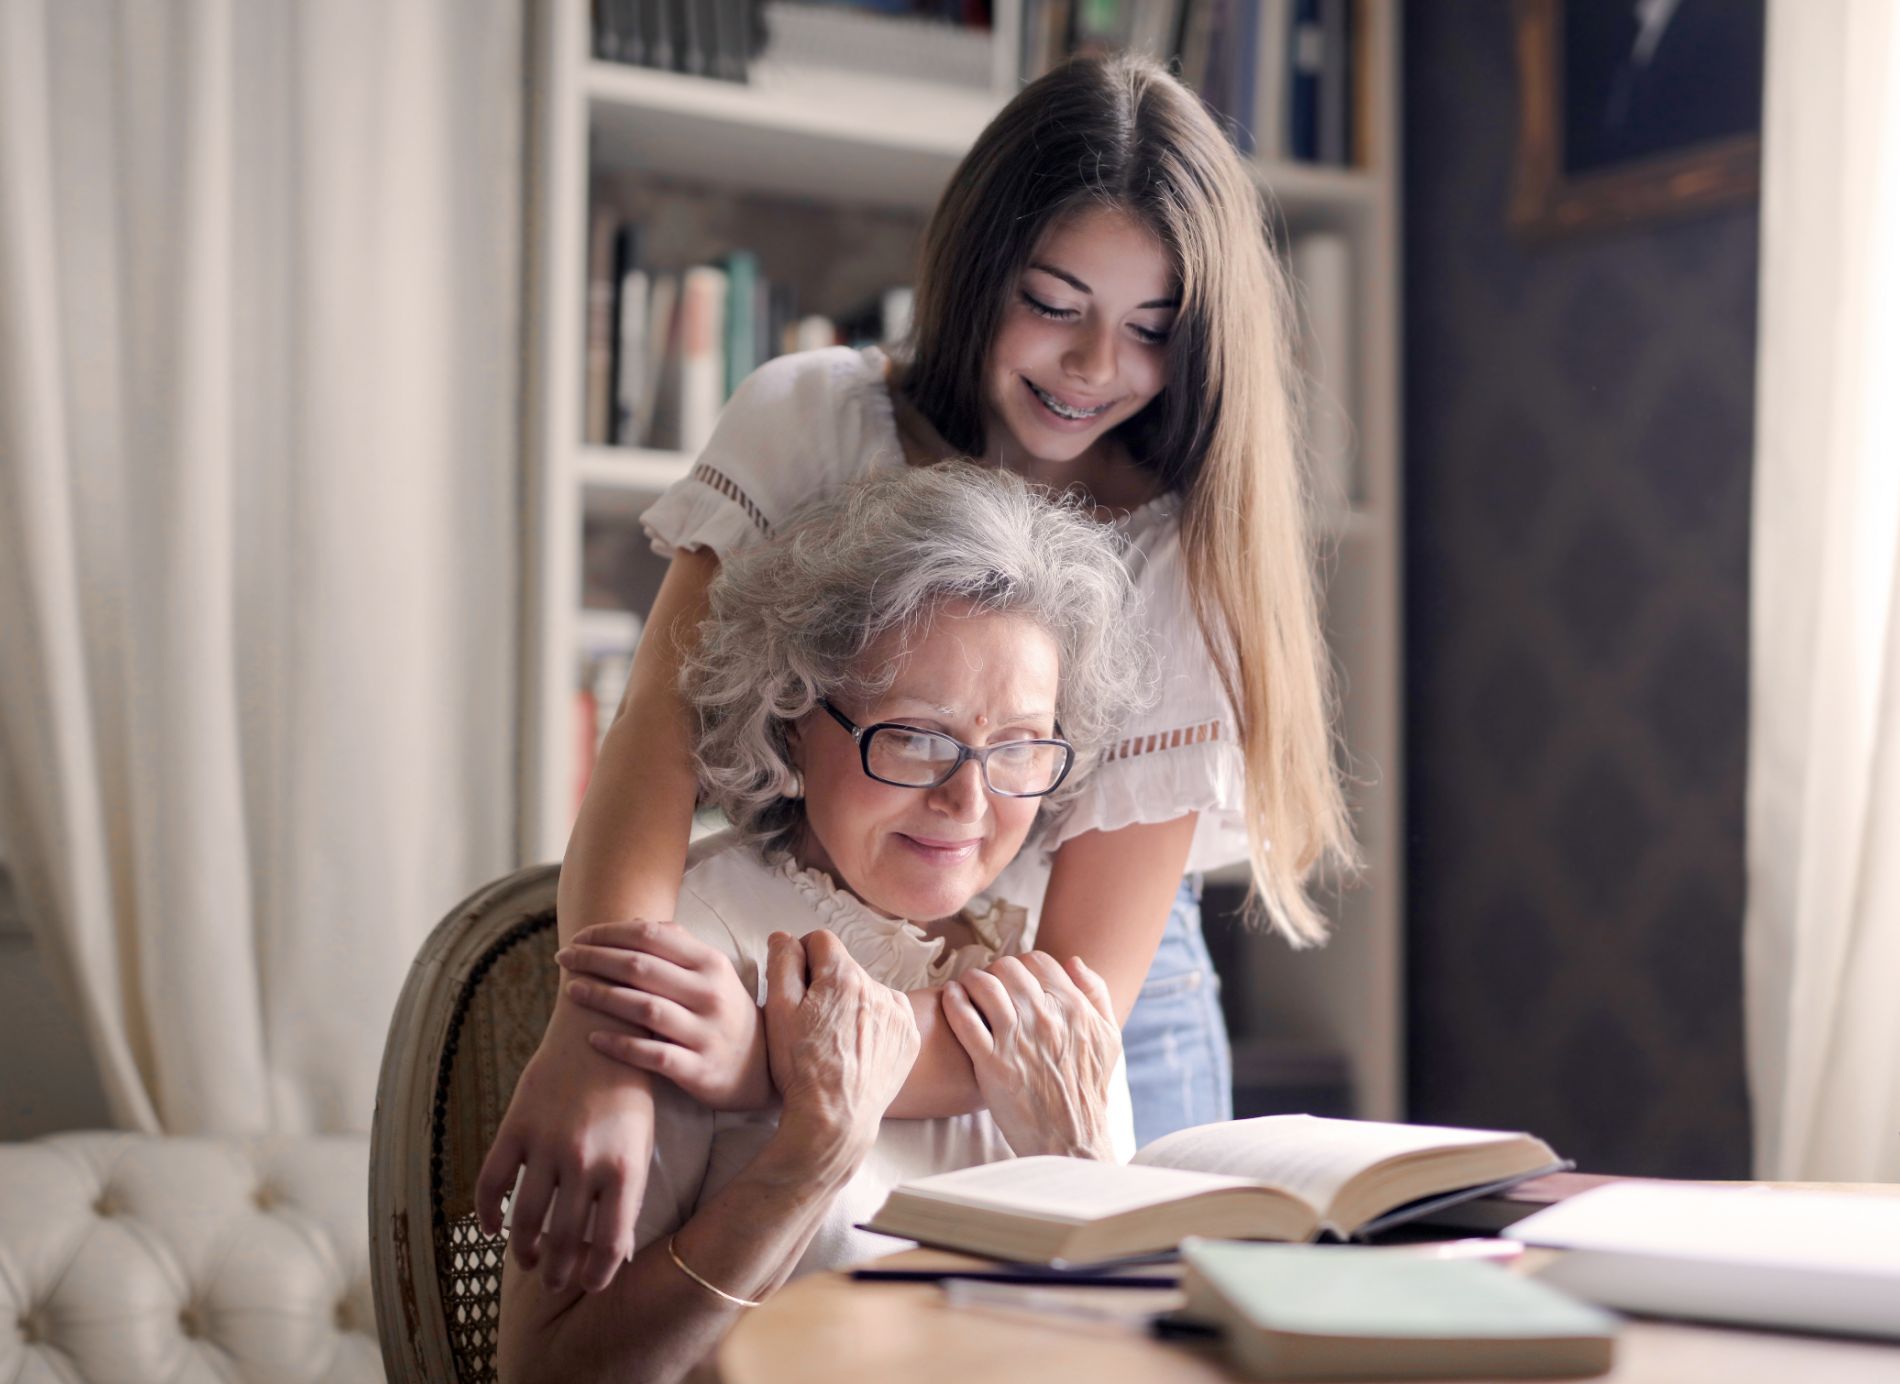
936, 1280, 1221, 1340
852, 1266, 1179, 1288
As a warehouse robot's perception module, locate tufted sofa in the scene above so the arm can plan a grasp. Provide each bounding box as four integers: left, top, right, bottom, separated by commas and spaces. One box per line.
0, 1132, 381, 1383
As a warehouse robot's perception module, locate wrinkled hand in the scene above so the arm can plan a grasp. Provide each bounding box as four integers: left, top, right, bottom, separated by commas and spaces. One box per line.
474, 997, 656, 1295
764, 931, 919, 1164
557, 920, 771, 1112
942, 951, 1121, 1160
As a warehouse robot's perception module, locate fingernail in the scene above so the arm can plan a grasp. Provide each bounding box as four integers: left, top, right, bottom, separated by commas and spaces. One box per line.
554, 948, 573, 966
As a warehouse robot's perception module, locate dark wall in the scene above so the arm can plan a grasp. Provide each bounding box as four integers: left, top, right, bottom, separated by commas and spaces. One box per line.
1402, 4, 1754, 1177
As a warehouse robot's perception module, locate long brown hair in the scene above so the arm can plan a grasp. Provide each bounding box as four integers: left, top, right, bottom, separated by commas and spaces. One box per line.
897, 53, 1356, 944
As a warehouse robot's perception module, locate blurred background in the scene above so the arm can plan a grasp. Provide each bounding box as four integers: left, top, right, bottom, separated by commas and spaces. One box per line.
2, 0, 1893, 1190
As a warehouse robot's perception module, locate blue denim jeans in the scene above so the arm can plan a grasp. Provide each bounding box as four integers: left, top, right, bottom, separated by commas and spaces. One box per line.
1122, 877, 1233, 1147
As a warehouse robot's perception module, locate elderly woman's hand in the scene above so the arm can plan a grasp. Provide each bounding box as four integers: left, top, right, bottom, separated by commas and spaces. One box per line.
764, 931, 920, 1170
942, 952, 1121, 1161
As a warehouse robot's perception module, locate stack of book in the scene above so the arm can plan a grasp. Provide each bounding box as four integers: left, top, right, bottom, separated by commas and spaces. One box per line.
583, 207, 913, 453
1021, 0, 1369, 165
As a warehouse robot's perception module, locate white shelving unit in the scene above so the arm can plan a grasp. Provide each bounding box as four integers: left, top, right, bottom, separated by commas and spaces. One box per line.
522, 0, 1404, 1120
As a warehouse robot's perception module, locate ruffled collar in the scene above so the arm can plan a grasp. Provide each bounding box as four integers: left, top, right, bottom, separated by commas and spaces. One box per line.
773, 855, 1029, 991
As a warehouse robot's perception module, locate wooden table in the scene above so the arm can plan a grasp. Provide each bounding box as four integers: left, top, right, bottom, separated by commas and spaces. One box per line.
714, 1244, 1900, 1383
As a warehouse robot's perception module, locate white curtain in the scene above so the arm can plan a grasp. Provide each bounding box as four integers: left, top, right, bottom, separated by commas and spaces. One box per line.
1747, 0, 1900, 1180
0, 0, 520, 1134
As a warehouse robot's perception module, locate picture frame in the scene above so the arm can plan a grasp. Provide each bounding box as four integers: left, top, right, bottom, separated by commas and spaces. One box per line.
1510, 0, 1764, 239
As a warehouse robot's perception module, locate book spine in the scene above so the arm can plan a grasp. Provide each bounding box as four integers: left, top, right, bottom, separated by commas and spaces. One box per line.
723, 249, 759, 400
1177, 0, 1216, 102
1253, 0, 1289, 162
1351, 0, 1372, 167
634, 272, 679, 448
881, 285, 914, 349
609, 223, 643, 445
794, 314, 836, 353
677, 265, 729, 456
613, 263, 649, 448
647, 0, 675, 72
1228, 0, 1259, 155
674, 0, 707, 75
1289, 0, 1321, 162
584, 206, 618, 445
1318, 0, 1348, 164
1290, 232, 1356, 512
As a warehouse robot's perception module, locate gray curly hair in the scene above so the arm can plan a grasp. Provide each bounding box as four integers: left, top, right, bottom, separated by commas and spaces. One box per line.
686, 462, 1155, 859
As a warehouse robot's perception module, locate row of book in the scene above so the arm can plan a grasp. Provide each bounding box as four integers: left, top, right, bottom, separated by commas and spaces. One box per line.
1024, 0, 1369, 165
592, 0, 766, 80
584, 208, 914, 452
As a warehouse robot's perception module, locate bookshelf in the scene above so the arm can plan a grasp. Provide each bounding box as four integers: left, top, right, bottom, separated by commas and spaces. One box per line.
521, 0, 1405, 1121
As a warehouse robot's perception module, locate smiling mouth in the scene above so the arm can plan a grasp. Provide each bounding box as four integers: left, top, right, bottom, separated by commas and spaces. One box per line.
900, 834, 980, 861
1026, 379, 1114, 421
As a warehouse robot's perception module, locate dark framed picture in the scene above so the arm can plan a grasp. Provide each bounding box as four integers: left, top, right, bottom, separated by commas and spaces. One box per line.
1510, 0, 1765, 239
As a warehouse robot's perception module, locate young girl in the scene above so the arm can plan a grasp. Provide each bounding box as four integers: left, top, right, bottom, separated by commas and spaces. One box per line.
479, 51, 1356, 1297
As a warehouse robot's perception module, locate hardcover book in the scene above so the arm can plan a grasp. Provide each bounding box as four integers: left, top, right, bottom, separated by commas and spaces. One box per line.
1179, 1239, 1617, 1380
862, 1114, 1566, 1266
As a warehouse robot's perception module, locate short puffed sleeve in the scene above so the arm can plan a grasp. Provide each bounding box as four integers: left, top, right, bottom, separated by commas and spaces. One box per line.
1039, 504, 1251, 876
641, 346, 899, 560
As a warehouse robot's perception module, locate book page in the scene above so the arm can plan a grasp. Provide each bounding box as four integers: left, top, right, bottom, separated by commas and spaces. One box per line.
901, 1155, 1266, 1223
1131, 1116, 1524, 1213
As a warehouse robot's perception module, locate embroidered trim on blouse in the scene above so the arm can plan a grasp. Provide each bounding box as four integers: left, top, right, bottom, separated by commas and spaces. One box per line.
690, 462, 771, 535
1100, 718, 1226, 764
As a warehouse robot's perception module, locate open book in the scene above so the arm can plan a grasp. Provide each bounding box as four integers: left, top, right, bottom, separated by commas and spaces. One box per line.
862, 1115, 1565, 1266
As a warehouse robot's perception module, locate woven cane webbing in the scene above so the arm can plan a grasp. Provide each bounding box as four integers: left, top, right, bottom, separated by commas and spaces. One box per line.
430, 913, 558, 1382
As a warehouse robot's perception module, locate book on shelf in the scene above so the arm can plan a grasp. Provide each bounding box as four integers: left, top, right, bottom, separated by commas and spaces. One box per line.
676, 264, 729, 457
861, 1114, 1567, 1267
722, 249, 759, 400
1505, 1182, 1900, 1341
1290, 231, 1357, 514
1322, 0, 1353, 165
1253, 0, 1290, 165
613, 226, 650, 449
584, 206, 619, 446
1179, 1239, 1618, 1381
1288, 0, 1322, 162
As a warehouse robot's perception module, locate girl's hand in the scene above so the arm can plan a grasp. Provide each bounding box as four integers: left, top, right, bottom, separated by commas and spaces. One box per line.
558, 920, 772, 1112
942, 951, 1121, 1161
764, 931, 919, 1169
474, 999, 656, 1296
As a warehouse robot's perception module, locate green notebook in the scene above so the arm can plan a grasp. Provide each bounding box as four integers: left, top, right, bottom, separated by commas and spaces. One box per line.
1179, 1240, 1618, 1380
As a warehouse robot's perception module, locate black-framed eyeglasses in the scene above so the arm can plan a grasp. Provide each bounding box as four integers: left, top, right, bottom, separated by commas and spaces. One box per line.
819, 700, 1075, 798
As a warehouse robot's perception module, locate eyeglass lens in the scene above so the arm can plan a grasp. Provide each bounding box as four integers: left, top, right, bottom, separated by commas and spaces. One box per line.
865, 727, 1065, 795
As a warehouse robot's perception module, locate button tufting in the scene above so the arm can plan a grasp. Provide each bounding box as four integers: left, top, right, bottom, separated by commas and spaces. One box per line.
333, 1299, 352, 1330
92, 1193, 114, 1217
252, 1185, 275, 1210
18, 1312, 38, 1344
179, 1305, 204, 1339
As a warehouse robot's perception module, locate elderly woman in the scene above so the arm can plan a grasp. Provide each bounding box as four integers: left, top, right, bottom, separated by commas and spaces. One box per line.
497, 463, 1151, 1384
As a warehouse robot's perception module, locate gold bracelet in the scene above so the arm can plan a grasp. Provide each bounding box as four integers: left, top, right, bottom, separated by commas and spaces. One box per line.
667, 1233, 765, 1309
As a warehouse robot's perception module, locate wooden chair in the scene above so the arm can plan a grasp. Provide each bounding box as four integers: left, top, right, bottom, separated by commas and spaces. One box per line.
369, 865, 560, 1384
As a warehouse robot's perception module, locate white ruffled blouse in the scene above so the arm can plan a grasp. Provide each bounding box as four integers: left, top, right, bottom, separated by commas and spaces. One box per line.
630, 833, 1138, 1281
640, 345, 1253, 923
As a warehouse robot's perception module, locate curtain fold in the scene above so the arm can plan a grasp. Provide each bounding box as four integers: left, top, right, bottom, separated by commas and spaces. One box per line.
1746, 0, 1900, 1180
0, 0, 520, 1134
